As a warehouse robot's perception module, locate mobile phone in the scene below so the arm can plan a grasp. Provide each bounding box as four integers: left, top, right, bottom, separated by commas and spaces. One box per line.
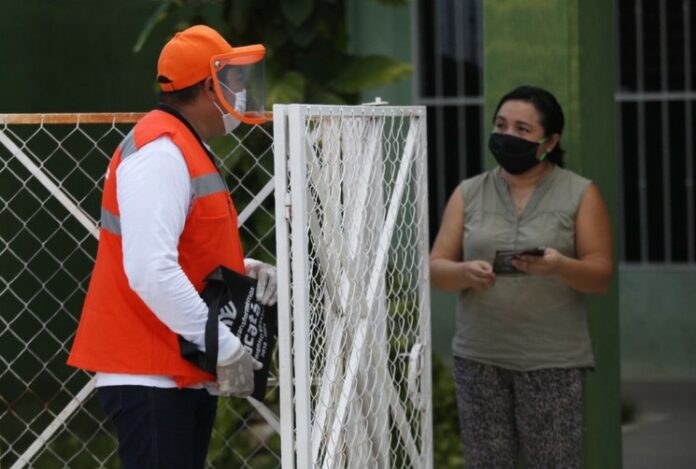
492, 247, 546, 274
515, 247, 546, 257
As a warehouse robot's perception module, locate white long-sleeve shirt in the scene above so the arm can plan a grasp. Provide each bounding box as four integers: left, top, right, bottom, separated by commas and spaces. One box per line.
95, 136, 243, 389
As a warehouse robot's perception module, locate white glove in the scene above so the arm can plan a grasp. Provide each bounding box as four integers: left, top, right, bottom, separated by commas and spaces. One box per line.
244, 258, 278, 306
213, 347, 263, 397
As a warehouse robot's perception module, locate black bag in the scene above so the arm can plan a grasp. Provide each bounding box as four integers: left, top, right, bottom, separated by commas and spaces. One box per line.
179, 265, 277, 401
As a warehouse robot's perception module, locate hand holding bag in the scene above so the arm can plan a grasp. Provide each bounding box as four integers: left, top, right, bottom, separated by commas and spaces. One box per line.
179, 266, 277, 400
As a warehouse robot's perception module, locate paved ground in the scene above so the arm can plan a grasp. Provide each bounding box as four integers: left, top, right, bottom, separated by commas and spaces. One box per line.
622, 381, 696, 468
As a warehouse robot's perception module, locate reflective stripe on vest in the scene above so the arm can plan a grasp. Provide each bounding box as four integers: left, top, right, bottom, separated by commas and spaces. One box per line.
120, 130, 137, 161
100, 172, 229, 236
101, 208, 121, 235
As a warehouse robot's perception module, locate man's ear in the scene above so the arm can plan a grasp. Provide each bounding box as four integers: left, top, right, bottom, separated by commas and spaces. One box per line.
204, 76, 216, 100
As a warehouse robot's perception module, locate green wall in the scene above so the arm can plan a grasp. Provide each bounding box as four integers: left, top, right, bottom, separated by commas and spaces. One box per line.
0, 1, 175, 113
621, 270, 696, 380
483, 1, 621, 467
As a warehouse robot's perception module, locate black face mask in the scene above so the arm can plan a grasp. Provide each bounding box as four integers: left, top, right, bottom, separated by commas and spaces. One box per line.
489, 133, 547, 175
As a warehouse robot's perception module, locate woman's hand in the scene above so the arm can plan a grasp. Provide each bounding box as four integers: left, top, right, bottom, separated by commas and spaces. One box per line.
429, 187, 496, 292
511, 247, 563, 275
512, 184, 614, 294
461, 260, 496, 291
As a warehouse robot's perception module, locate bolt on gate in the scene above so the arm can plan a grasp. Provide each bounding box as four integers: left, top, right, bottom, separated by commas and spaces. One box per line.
1, 104, 432, 468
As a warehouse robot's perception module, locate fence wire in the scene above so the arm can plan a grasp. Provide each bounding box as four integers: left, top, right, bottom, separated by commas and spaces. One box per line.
0, 113, 281, 468
276, 105, 433, 469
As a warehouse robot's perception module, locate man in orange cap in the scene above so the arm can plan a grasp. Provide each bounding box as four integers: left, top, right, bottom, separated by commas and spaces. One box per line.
67, 25, 274, 468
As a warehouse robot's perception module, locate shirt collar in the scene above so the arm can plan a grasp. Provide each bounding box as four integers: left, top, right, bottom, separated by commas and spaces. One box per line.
156, 103, 219, 167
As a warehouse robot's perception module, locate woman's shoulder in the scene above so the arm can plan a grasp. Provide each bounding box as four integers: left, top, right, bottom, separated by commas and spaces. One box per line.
549, 166, 594, 209
553, 166, 592, 190
459, 169, 495, 195
457, 170, 498, 211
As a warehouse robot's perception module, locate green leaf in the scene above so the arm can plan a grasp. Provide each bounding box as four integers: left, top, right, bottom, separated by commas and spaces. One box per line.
267, 71, 306, 105
280, 0, 314, 27
307, 88, 347, 105
288, 21, 317, 47
133, 0, 177, 53
329, 55, 413, 94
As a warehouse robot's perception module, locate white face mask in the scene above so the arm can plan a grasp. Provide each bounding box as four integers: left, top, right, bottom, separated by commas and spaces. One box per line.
233, 88, 247, 114
214, 102, 240, 135
214, 87, 247, 135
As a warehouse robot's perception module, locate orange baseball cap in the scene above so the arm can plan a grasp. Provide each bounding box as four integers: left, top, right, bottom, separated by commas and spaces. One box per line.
157, 25, 234, 92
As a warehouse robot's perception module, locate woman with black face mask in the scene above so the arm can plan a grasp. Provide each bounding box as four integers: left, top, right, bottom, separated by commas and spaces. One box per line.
429, 85, 613, 468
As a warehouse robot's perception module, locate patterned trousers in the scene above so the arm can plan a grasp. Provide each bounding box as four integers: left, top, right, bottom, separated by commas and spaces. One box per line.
452, 356, 586, 469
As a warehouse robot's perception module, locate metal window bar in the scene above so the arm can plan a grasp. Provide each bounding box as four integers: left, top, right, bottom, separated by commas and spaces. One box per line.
634, 0, 650, 262
616, 90, 696, 101
433, 0, 447, 218
617, 0, 695, 265
659, 0, 672, 262
684, 0, 695, 263
454, 0, 467, 98
616, 102, 626, 261
454, 0, 469, 183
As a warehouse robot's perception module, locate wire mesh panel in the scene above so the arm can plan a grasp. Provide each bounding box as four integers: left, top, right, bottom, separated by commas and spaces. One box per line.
0, 113, 281, 468
274, 105, 433, 469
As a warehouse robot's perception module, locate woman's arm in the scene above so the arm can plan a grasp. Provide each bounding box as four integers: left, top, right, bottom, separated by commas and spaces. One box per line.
429, 188, 495, 292
513, 183, 614, 293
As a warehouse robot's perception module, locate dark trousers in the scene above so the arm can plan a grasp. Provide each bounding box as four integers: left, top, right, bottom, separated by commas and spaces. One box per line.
97, 385, 217, 469
452, 357, 585, 469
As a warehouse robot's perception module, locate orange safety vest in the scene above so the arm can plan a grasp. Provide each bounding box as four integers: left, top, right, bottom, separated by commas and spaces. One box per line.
67, 107, 245, 388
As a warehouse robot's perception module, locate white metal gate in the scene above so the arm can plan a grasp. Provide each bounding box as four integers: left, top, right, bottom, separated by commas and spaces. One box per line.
273, 105, 433, 469
0, 113, 281, 468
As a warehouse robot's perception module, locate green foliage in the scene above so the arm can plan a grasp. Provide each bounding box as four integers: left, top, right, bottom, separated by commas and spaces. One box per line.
133, 0, 181, 53
207, 396, 281, 467
135, 0, 412, 105
329, 55, 413, 94
385, 265, 464, 465
267, 71, 306, 104
280, 0, 315, 26
43, 433, 120, 469
431, 354, 465, 467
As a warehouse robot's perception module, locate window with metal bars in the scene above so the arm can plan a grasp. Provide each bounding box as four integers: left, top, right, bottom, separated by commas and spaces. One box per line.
416, 0, 696, 264
616, 0, 695, 264
415, 0, 484, 241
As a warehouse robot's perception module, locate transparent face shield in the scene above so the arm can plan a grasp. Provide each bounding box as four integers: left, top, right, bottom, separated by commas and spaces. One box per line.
210, 45, 270, 125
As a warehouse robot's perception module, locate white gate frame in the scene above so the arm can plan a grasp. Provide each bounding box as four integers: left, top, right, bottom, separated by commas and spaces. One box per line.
273, 104, 433, 469
0, 113, 281, 469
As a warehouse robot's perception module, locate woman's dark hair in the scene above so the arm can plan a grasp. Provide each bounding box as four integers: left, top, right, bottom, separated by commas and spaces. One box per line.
492, 85, 566, 167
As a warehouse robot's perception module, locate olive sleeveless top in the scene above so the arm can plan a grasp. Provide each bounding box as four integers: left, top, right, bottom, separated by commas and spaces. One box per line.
453, 166, 594, 370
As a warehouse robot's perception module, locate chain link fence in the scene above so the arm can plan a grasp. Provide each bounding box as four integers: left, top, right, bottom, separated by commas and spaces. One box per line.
0, 113, 281, 468
274, 105, 433, 468
1, 106, 433, 468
